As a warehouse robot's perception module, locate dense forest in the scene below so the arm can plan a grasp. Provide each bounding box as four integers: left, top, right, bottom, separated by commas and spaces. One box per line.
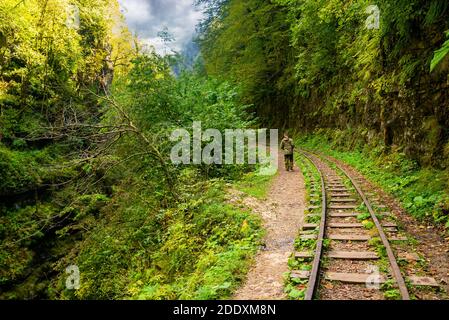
201, 0, 449, 167
198, 0, 449, 233
1, 0, 448, 300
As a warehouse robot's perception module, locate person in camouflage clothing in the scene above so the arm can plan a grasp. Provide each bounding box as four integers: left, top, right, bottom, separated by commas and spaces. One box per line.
280, 133, 295, 171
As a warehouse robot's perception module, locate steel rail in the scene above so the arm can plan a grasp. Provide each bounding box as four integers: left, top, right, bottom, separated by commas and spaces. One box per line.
300, 151, 327, 300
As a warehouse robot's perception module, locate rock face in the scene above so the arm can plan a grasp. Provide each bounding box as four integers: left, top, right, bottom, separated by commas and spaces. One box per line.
286, 52, 449, 168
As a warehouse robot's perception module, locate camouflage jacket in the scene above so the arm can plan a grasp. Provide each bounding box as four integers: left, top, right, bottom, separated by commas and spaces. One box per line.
280, 138, 294, 155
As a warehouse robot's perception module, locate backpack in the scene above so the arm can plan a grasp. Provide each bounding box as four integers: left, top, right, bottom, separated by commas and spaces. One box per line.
282, 138, 294, 154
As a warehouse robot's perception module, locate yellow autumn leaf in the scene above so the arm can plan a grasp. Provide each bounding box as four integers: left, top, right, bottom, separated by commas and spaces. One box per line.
241, 219, 249, 233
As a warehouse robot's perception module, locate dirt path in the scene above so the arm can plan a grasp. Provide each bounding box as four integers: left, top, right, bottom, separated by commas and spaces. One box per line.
231, 150, 306, 300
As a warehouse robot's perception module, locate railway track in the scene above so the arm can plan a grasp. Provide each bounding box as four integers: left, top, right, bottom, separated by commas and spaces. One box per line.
290, 150, 439, 300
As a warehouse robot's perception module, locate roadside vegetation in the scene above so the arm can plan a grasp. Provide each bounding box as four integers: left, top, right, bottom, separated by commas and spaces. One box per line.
0, 0, 265, 299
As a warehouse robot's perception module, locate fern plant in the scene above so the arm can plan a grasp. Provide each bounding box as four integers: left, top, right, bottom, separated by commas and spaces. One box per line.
430, 31, 449, 72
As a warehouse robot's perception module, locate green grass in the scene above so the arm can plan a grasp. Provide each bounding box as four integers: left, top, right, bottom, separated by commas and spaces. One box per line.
235, 170, 277, 199
296, 131, 449, 231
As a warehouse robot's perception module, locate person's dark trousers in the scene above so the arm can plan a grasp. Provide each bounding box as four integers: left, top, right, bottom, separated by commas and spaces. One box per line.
284, 154, 293, 171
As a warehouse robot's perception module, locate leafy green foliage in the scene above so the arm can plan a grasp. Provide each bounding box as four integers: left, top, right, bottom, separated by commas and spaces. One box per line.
199, 0, 295, 125
200, 0, 449, 166
285, 285, 305, 300
0, 0, 264, 300
362, 220, 375, 230
430, 31, 449, 72
0, 0, 136, 297
382, 279, 401, 300
47, 180, 263, 300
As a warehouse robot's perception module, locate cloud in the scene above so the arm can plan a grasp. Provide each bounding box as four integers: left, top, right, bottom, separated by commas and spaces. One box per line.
118, 0, 204, 54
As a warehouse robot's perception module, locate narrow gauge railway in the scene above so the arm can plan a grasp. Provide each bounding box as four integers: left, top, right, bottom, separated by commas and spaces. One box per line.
291, 150, 439, 300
